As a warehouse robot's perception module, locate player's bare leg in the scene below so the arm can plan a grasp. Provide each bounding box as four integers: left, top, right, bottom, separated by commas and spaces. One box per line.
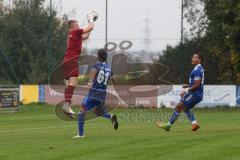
63, 76, 78, 114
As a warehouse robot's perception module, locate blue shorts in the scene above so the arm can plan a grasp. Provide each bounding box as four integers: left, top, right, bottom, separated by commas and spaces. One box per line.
81, 97, 106, 112
180, 93, 202, 109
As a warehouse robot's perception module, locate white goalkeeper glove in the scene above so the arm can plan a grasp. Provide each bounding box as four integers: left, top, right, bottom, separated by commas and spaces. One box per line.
87, 10, 98, 23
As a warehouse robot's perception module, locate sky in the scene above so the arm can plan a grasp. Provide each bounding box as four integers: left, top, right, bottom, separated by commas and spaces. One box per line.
4, 0, 183, 52
43, 0, 183, 52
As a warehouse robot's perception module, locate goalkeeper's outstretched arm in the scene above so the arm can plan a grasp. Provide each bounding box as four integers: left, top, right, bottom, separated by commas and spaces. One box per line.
82, 22, 94, 40
82, 32, 91, 40
82, 10, 98, 40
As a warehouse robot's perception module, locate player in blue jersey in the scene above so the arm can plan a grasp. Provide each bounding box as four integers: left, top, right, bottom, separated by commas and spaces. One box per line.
73, 49, 119, 138
157, 52, 204, 131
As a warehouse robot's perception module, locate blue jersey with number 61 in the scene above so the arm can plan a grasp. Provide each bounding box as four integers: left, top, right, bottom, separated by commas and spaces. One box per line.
189, 64, 204, 98
87, 62, 112, 101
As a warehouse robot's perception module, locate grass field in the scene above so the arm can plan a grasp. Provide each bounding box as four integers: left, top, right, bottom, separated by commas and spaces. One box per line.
0, 103, 240, 160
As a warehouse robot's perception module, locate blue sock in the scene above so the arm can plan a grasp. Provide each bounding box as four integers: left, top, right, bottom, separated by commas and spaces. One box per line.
184, 110, 196, 122
78, 112, 86, 136
169, 111, 180, 125
101, 113, 112, 119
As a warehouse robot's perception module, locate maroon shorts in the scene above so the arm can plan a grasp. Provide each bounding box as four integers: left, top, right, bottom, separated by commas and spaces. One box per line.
62, 57, 79, 79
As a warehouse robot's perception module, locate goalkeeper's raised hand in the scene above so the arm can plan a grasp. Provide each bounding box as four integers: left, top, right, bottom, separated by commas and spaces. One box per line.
87, 10, 98, 23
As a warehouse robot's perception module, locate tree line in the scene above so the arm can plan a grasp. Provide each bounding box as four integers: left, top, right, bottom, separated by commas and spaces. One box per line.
0, 0, 239, 85
0, 0, 67, 84
155, 0, 240, 85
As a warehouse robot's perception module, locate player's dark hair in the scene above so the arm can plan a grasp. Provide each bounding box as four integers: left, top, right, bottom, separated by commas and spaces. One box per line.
194, 51, 203, 63
98, 49, 108, 62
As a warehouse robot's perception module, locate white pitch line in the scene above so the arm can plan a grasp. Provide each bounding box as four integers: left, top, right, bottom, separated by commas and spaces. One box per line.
0, 120, 98, 133
0, 125, 74, 133
0, 123, 96, 134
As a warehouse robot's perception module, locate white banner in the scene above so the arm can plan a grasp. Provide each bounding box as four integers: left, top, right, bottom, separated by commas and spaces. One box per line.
158, 85, 236, 108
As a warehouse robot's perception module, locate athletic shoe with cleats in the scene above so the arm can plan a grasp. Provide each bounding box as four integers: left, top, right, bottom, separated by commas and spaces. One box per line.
156, 122, 171, 131
69, 108, 75, 114
72, 135, 85, 139
62, 102, 75, 114
62, 102, 76, 120
192, 124, 200, 131
111, 115, 119, 130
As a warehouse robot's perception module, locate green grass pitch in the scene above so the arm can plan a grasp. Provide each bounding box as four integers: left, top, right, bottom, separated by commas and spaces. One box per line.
0, 104, 240, 160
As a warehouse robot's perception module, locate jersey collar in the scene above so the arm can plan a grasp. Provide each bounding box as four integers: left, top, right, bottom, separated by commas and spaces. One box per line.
194, 64, 201, 70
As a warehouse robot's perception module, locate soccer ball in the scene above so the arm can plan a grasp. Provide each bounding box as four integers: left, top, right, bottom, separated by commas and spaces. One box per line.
87, 10, 98, 22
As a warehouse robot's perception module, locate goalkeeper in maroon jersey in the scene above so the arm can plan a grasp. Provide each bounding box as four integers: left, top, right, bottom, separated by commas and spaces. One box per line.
62, 11, 98, 114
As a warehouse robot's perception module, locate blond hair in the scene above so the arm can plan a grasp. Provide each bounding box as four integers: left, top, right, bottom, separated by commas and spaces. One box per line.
67, 20, 77, 29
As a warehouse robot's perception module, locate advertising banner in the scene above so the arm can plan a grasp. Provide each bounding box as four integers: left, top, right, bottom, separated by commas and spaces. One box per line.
236, 86, 240, 107
158, 85, 236, 108
44, 85, 158, 107
20, 85, 39, 104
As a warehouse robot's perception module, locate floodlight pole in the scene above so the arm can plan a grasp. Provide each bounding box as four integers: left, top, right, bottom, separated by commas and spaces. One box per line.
179, 0, 184, 83
105, 0, 108, 45
48, 0, 53, 74
50, 0, 52, 13
181, 0, 184, 45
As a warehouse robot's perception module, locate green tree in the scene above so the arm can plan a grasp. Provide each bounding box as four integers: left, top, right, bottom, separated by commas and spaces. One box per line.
150, 38, 219, 85
0, 0, 67, 84
152, 0, 240, 85
184, 0, 240, 84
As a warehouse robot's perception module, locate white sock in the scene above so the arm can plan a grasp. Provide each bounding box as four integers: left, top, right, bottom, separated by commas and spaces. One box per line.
192, 120, 197, 125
